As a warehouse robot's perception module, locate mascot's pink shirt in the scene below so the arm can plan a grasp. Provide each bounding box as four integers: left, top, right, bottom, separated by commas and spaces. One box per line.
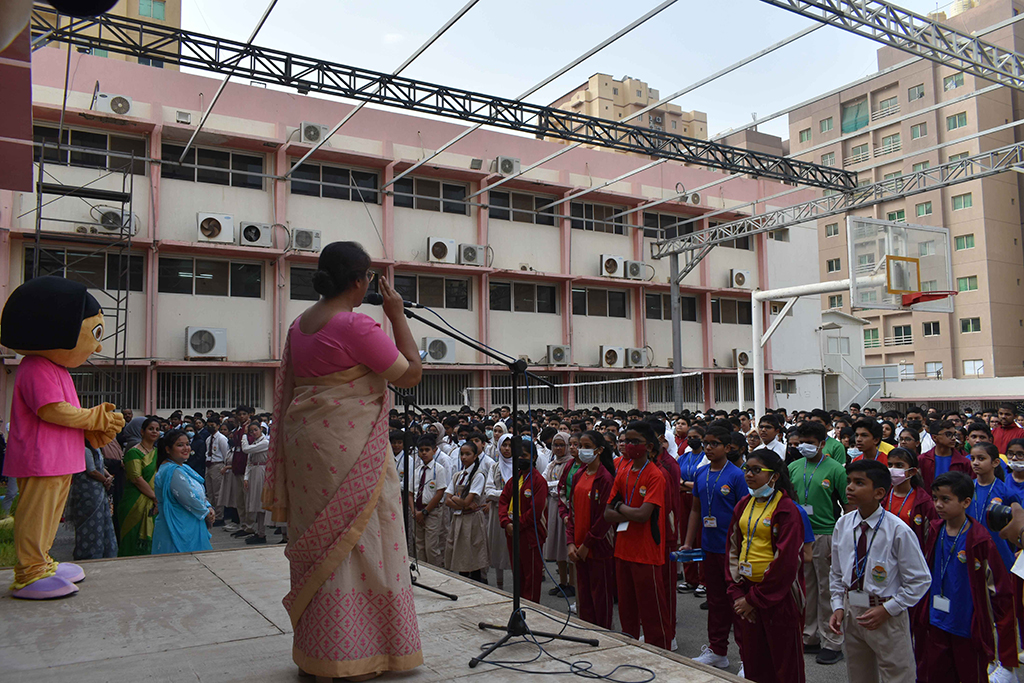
4, 355, 85, 478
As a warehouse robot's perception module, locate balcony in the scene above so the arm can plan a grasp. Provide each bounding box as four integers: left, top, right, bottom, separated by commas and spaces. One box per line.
871, 103, 900, 121
884, 334, 913, 347
874, 140, 902, 157
864, 337, 881, 349
844, 150, 870, 166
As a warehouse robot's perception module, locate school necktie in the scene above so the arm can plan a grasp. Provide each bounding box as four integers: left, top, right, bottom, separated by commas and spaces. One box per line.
853, 521, 869, 590
416, 467, 428, 509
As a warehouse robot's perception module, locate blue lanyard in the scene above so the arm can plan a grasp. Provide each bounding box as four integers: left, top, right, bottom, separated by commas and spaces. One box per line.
705, 464, 727, 514
743, 491, 777, 562
802, 457, 825, 505
853, 510, 887, 585
626, 460, 649, 507
886, 488, 913, 519
974, 481, 996, 517
937, 519, 969, 597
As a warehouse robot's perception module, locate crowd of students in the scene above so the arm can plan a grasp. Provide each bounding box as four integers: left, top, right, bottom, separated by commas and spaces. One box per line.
389, 401, 1024, 683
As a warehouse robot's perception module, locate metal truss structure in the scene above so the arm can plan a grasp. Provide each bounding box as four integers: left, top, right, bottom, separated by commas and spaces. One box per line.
654, 140, 1024, 281
760, 0, 1024, 91
29, 9, 856, 191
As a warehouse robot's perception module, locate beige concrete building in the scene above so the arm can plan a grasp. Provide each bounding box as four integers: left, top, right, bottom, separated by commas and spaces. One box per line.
36, 0, 181, 70
786, 0, 1024, 380
548, 74, 708, 139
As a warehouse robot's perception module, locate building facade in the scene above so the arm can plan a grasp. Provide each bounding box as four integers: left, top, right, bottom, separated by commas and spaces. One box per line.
787, 0, 1024, 381
0, 47, 825, 416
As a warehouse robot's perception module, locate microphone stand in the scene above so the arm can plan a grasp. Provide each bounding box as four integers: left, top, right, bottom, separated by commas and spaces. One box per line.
398, 307, 599, 667
388, 385, 458, 602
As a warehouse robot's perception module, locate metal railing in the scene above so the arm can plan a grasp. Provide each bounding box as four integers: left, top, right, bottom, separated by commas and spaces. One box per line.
875, 140, 902, 156
864, 337, 882, 348
844, 149, 871, 166
884, 334, 914, 347
871, 103, 900, 120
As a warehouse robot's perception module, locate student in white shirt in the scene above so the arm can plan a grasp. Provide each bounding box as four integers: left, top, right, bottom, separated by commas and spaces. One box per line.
828, 459, 930, 683
411, 436, 449, 568
444, 441, 489, 582
205, 420, 231, 525
758, 415, 787, 459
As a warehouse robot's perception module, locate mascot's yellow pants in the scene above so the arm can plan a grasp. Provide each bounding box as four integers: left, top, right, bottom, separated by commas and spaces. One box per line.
11, 475, 72, 589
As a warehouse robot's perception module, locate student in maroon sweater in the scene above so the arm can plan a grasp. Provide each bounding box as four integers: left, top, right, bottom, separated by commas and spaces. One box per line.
993, 403, 1024, 455
564, 429, 616, 629
499, 438, 549, 603
919, 420, 973, 491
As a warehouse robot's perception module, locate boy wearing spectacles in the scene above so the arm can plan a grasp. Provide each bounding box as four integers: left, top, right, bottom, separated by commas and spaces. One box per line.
920, 420, 973, 492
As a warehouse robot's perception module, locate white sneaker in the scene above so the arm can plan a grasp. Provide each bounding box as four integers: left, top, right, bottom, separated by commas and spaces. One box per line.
223, 523, 238, 532
990, 664, 1015, 683
692, 645, 729, 669
670, 637, 678, 651
569, 602, 577, 614
737, 664, 745, 679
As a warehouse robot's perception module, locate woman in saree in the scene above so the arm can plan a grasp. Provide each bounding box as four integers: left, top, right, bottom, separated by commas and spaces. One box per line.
263, 241, 424, 680
68, 443, 117, 560
116, 417, 159, 556
152, 429, 214, 554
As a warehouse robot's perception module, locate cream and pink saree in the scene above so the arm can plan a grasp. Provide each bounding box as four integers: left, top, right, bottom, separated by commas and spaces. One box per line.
263, 335, 423, 678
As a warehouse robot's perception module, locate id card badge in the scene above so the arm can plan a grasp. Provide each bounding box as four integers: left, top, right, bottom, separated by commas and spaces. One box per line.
703, 516, 717, 528
848, 590, 870, 608
802, 504, 814, 515
616, 521, 630, 533
738, 562, 753, 577
933, 595, 951, 612
1012, 552, 1024, 581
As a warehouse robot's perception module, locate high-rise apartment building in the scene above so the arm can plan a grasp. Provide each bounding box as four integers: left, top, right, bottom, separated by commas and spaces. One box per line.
548, 74, 708, 139
787, 0, 1024, 379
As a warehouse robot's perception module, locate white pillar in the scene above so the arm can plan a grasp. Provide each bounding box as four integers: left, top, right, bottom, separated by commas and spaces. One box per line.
752, 294, 765, 419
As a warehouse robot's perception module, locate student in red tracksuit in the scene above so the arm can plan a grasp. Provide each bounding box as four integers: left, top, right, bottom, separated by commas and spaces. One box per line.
652, 418, 682, 645
604, 421, 669, 649
499, 438, 549, 603
921, 471, 1018, 683
564, 429, 615, 629
919, 420, 973, 491
726, 448, 806, 683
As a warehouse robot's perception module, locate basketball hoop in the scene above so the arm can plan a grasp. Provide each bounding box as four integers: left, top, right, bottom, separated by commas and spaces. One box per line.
901, 290, 956, 307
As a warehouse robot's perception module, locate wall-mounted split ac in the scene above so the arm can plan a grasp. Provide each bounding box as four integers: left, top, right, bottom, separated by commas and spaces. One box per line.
239, 222, 273, 248
458, 243, 486, 266
95, 92, 132, 116
626, 347, 648, 367
185, 327, 227, 360
293, 228, 321, 252
547, 344, 570, 366
600, 345, 625, 369
90, 206, 138, 236
197, 212, 234, 243
428, 237, 457, 263
730, 269, 752, 289
422, 337, 456, 363
600, 254, 625, 278
689, 192, 701, 205
734, 349, 752, 368
496, 156, 520, 177
299, 122, 330, 145
625, 260, 645, 280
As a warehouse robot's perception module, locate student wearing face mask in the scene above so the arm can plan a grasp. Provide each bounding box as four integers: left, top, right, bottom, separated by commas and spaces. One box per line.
676, 426, 705, 593
726, 448, 807, 683
789, 420, 849, 666
498, 439, 549, 602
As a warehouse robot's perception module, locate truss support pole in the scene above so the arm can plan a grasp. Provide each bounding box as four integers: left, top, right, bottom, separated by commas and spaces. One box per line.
738, 365, 744, 413
670, 254, 683, 413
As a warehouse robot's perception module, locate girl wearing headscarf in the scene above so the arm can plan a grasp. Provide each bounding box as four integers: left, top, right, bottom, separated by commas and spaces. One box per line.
484, 433, 513, 590
544, 432, 576, 597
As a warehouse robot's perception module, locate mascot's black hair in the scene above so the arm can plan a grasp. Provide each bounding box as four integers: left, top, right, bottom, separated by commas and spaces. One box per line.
0, 276, 101, 351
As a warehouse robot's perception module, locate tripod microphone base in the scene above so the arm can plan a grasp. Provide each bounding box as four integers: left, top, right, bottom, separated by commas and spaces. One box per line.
469, 612, 600, 668
411, 575, 458, 601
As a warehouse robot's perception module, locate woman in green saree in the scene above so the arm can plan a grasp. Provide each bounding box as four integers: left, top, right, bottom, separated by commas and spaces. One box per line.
116, 417, 159, 556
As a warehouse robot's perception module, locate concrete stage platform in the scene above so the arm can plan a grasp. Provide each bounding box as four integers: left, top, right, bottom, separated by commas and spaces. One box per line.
0, 547, 736, 682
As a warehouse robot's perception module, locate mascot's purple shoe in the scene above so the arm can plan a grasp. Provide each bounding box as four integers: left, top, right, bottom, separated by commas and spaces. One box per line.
55, 562, 85, 584
11, 575, 78, 600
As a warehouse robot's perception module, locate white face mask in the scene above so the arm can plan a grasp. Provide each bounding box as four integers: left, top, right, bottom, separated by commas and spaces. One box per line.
1008, 461, 1024, 472
578, 448, 597, 464
797, 443, 819, 459
848, 447, 862, 457
888, 467, 908, 486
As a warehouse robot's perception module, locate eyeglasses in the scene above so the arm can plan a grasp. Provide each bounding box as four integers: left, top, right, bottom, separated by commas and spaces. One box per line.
741, 465, 768, 475
938, 431, 957, 438
702, 440, 723, 448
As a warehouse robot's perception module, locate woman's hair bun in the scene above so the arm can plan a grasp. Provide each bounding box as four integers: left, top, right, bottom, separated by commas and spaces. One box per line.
311, 269, 339, 298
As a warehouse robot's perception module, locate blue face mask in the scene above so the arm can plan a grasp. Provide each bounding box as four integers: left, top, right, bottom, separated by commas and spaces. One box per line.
748, 482, 775, 499
486, 429, 494, 439
186, 431, 195, 439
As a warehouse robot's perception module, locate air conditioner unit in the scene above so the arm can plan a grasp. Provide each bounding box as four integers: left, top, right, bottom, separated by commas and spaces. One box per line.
654, 116, 662, 124
197, 212, 234, 243
185, 327, 227, 360
734, 349, 752, 368
300, 121, 330, 145
428, 237, 457, 264
496, 156, 520, 177
458, 243, 486, 266
422, 337, 456, 364
625, 260, 645, 280
547, 344, 570, 366
626, 347, 648, 367
690, 193, 701, 205
175, 110, 192, 125
600, 345, 625, 369
600, 254, 625, 278
730, 269, 752, 289
292, 228, 321, 252
95, 92, 132, 116
239, 222, 273, 248
92, 206, 138, 236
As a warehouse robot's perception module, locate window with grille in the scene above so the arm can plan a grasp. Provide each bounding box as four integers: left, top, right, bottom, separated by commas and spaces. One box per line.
393, 273, 469, 309
489, 191, 557, 225
393, 177, 468, 215
715, 374, 754, 403
575, 374, 635, 406
290, 162, 378, 203
398, 372, 471, 409
647, 375, 703, 407
71, 368, 144, 409
864, 329, 880, 348
156, 370, 265, 411
25, 247, 144, 291
571, 202, 626, 234
489, 373, 561, 406
33, 125, 146, 175
161, 144, 263, 188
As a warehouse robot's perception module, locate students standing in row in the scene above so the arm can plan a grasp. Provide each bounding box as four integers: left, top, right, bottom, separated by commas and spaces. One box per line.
499, 440, 549, 603
920, 420, 972, 491
411, 435, 448, 567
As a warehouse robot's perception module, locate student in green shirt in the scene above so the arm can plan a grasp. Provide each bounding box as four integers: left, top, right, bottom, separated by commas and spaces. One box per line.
789, 419, 849, 666
809, 409, 848, 465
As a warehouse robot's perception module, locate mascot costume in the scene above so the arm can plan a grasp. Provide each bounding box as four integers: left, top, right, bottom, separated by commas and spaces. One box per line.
1, 276, 125, 599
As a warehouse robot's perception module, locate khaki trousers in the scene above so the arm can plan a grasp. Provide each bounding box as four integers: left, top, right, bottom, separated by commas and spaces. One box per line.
804, 533, 843, 651
12, 475, 72, 588
205, 465, 223, 520
844, 603, 915, 683
414, 511, 445, 568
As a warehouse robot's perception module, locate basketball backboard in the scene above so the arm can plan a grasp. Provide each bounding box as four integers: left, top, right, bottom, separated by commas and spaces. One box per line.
847, 217, 954, 313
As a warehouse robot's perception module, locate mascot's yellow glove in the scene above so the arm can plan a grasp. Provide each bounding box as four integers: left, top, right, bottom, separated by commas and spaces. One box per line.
37, 402, 126, 448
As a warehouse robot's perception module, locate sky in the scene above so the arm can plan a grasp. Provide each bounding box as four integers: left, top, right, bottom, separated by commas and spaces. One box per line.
181, 0, 967, 142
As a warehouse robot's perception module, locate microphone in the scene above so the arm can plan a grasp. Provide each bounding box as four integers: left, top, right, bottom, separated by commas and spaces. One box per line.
363, 292, 423, 309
